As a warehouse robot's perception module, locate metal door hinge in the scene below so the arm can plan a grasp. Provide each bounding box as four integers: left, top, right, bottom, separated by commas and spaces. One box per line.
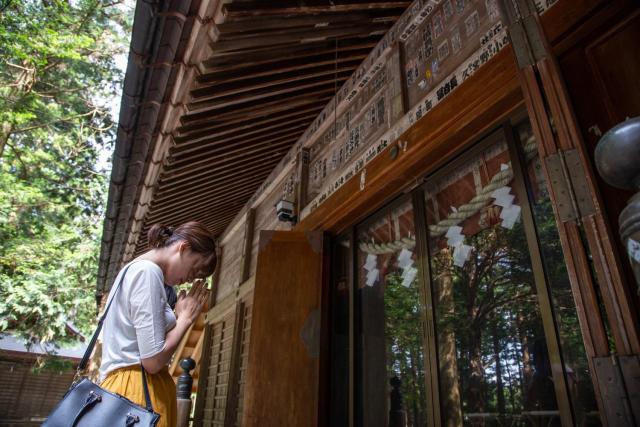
594, 355, 640, 426
499, 0, 548, 68
544, 149, 596, 222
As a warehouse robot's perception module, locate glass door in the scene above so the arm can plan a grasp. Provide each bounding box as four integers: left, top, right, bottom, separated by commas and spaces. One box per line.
355, 197, 428, 427
423, 130, 563, 426
420, 123, 599, 426
331, 118, 601, 427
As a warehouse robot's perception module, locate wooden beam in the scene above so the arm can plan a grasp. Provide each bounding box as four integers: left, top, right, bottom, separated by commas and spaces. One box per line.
162, 148, 290, 192
166, 148, 293, 187
171, 116, 310, 158
197, 54, 366, 86
192, 246, 224, 426
223, 304, 244, 427
155, 172, 271, 210
169, 322, 196, 376
171, 125, 307, 166
224, 2, 411, 17
191, 327, 205, 367
187, 73, 351, 112
146, 192, 256, 230
175, 105, 322, 144
204, 286, 238, 325
209, 23, 390, 53
153, 172, 272, 213
177, 95, 330, 132
218, 11, 395, 33
191, 65, 357, 103
154, 172, 280, 216
205, 34, 381, 63
168, 135, 298, 181
296, 148, 310, 217
162, 140, 296, 198
180, 85, 334, 126
147, 187, 268, 232
202, 39, 376, 71
240, 209, 255, 286
216, 22, 392, 47
216, 16, 390, 40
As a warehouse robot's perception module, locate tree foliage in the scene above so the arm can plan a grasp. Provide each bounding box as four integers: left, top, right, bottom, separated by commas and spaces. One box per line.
0, 0, 130, 348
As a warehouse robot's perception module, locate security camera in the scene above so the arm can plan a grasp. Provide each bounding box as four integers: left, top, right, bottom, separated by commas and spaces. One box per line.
276, 199, 296, 223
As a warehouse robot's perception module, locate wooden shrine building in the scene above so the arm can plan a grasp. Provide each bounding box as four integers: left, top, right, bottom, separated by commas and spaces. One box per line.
99, 0, 640, 425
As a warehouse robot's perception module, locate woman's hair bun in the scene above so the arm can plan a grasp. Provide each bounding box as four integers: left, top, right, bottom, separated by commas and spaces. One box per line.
148, 224, 174, 248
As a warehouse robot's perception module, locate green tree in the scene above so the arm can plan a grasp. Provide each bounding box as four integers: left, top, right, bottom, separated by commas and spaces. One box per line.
0, 0, 130, 349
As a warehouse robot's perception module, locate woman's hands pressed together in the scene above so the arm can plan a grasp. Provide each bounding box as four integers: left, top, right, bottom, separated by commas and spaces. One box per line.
175, 279, 209, 326
142, 279, 209, 373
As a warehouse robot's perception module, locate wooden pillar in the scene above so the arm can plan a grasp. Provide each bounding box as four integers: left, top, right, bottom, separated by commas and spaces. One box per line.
240, 209, 255, 284
177, 358, 196, 427
296, 148, 310, 218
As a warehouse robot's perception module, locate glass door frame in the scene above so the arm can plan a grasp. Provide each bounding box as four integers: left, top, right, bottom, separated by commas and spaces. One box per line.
332, 116, 582, 427
351, 193, 418, 427
415, 121, 575, 426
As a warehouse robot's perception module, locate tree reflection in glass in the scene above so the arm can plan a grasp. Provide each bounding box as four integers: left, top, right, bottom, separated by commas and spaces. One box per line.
425, 139, 560, 426
356, 200, 427, 427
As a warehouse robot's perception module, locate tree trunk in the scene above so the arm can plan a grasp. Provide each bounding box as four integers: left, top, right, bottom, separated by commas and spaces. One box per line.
492, 323, 505, 414
436, 250, 463, 427
516, 313, 533, 409
408, 348, 423, 427
0, 122, 13, 159
468, 328, 485, 415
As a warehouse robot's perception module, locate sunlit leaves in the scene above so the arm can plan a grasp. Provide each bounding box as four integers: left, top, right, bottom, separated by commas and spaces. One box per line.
0, 0, 131, 349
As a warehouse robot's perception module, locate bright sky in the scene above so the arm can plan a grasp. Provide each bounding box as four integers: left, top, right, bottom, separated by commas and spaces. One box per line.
96, 0, 135, 174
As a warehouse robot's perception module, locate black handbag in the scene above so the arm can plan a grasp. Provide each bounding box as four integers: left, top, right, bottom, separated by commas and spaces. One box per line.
43, 263, 161, 426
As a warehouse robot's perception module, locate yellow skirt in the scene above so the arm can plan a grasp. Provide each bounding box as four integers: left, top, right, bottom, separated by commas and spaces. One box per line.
101, 365, 177, 427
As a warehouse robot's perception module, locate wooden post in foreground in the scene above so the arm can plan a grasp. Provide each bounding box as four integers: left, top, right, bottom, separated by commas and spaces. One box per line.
176, 358, 196, 427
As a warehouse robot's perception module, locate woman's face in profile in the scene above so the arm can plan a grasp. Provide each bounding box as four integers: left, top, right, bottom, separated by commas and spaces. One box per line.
164, 242, 210, 286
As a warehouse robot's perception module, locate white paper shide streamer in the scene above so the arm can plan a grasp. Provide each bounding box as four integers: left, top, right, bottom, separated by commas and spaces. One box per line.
491, 164, 521, 230
364, 254, 379, 287
446, 225, 473, 267
397, 248, 417, 288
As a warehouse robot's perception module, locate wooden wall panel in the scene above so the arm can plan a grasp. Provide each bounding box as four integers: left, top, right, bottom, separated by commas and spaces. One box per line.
234, 294, 253, 427
248, 178, 291, 278
0, 359, 76, 426
217, 228, 245, 302
202, 311, 236, 426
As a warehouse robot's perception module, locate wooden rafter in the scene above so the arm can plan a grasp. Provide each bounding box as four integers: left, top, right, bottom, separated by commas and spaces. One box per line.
223, 1, 411, 17
126, 0, 410, 278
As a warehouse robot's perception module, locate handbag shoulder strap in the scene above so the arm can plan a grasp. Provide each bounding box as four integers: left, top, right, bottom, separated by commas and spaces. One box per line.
140, 364, 153, 412
78, 262, 135, 371
77, 262, 155, 412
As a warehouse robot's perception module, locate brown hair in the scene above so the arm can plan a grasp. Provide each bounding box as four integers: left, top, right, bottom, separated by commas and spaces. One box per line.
148, 221, 217, 276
